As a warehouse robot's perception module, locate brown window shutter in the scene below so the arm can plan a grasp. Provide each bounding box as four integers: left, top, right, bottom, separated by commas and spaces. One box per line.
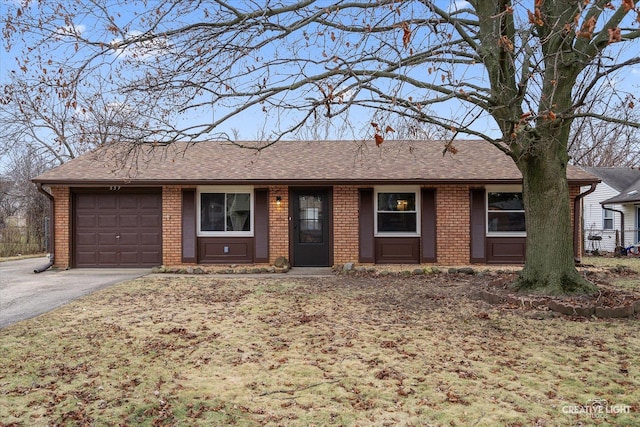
470, 188, 486, 263
421, 188, 437, 262
254, 188, 269, 263
358, 188, 375, 263
182, 189, 197, 263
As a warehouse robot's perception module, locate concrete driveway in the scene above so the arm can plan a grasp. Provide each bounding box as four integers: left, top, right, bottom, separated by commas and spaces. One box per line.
0, 257, 149, 329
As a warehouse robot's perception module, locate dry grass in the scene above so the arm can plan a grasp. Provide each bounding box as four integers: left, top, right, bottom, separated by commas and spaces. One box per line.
582, 255, 640, 272
1, 274, 639, 426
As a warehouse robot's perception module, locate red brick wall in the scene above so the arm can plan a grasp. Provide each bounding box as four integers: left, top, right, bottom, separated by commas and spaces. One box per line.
51, 186, 70, 269
48, 183, 584, 269
436, 185, 471, 264
162, 186, 182, 266
268, 185, 289, 264
333, 185, 360, 264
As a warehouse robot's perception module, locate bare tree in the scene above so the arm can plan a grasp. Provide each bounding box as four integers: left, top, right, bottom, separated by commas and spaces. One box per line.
570, 93, 640, 167
0, 176, 17, 228
5, 0, 640, 294
0, 147, 50, 254
0, 75, 88, 165
9, 147, 50, 250
0, 72, 169, 167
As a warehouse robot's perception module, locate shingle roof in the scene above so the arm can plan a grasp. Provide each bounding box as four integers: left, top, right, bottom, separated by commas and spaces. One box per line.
33, 139, 597, 185
601, 179, 640, 204
580, 167, 640, 192
580, 167, 640, 204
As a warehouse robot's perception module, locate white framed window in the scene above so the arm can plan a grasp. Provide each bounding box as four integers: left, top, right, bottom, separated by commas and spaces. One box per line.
197, 186, 254, 237
374, 186, 420, 236
602, 208, 613, 230
486, 186, 526, 236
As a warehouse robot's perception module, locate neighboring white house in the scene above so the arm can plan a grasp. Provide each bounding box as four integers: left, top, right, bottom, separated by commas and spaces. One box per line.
581, 167, 640, 253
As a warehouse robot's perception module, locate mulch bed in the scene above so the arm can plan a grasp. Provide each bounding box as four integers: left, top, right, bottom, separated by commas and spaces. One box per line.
473, 267, 640, 319
158, 262, 640, 319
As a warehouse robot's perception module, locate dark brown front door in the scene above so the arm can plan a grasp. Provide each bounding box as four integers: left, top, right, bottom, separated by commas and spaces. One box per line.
74, 191, 162, 267
291, 190, 330, 266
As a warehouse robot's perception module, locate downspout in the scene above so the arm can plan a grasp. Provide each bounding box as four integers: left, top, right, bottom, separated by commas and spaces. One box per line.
574, 183, 597, 263
602, 205, 625, 254
34, 183, 54, 273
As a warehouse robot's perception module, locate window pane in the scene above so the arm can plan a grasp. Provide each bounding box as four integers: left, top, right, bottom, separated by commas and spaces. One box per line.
201, 193, 225, 231
378, 193, 416, 212
226, 193, 251, 231
299, 195, 323, 242
488, 212, 525, 232
378, 212, 417, 232
602, 208, 613, 231
488, 192, 524, 211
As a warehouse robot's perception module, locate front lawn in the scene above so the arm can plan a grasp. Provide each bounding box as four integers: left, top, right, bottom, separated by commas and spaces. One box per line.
1, 273, 638, 426
582, 254, 640, 272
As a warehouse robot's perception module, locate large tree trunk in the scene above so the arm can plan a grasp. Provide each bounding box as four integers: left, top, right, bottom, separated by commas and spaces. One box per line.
515, 142, 597, 295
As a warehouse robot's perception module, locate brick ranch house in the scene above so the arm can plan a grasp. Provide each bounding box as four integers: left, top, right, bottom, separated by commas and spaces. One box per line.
32, 140, 598, 269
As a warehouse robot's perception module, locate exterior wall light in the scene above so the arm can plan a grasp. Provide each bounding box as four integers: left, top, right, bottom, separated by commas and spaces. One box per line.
276, 196, 282, 207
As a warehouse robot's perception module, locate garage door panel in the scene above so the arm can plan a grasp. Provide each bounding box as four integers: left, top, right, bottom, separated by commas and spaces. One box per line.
140, 233, 162, 245
76, 195, 97, 209
98, 194, 118, 209
98, 215, 118, 227
119, 214, 140, 228
141, 252, 162, 264
76, 214, 97, 228
118, 233, 139, 246
140, 214, 161, 227
76, 252, 98, 265
118, 194, 139, 209
118, 251, 139, 263
74, 192, 162, 267
140, 194, 162, 208
97, 233, 118, 245
98, 251, 118, 265
76, 232, 97, 245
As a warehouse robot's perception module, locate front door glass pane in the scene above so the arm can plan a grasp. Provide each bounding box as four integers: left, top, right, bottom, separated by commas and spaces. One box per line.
299, 195, 323, 243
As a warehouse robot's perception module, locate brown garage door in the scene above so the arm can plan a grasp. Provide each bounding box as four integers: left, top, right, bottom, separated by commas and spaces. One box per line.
74, 191, 162, 267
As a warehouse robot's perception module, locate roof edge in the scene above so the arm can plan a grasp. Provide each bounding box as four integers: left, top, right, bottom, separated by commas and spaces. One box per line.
601, 196, 640, 205
33, 177, 599, 187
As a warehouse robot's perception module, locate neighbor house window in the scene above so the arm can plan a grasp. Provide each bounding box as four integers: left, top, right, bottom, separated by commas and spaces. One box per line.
198, 187, 253, 236
375, 187, 420, 235
487, 189, 526, 235
602, 208, 613, 230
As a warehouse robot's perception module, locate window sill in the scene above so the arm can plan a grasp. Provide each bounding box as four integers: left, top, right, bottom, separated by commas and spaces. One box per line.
374, 233, 421, 238
198, 232, 254, 238
486, 233, 526, 238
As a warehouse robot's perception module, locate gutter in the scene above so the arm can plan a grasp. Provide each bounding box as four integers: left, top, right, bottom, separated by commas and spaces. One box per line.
31, 178, 601, 187
34, 183, 54, 273
574, 183, 597, 262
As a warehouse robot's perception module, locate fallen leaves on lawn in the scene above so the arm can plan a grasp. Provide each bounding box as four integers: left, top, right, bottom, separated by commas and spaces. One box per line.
0, 273, 639, 426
